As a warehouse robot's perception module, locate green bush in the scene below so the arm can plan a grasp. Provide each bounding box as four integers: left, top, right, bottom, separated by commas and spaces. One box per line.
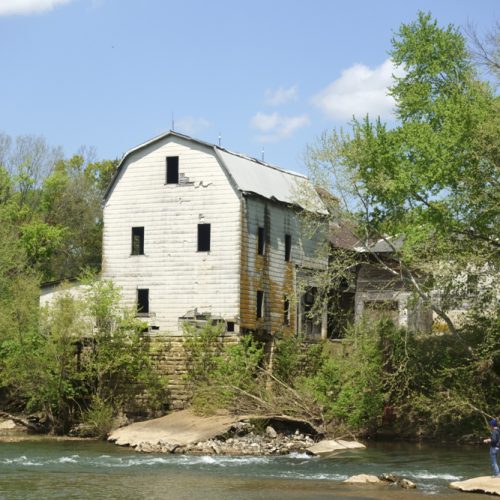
183, 325, 264, 415
81, 396, 115, 438
0, 278, 167, 435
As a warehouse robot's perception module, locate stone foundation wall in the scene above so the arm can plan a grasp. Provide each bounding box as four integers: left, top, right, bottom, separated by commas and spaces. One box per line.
147, 333, 239, 410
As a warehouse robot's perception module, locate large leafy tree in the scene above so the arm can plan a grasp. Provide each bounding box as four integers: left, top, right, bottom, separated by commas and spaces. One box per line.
307, 12, 499, 334
0, 133, 118, 281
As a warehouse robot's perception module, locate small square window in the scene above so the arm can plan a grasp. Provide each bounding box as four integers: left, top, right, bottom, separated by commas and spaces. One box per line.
131, 227, 144, 255
137, 288, 149, 315
198, 223, 211, 252
166, 156, 179, 184
285, 234, 291, 261
227, 321, 235, 332
257, 227, 265, 255
256, 290, 264, 319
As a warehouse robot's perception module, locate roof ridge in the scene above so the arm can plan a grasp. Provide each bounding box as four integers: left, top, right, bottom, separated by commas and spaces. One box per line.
105, 130, 309, 201
127, 130, 306, 178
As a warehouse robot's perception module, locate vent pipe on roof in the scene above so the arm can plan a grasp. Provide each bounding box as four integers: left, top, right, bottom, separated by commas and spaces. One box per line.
171, 111, 175, 131
218, 133, 222, 147
261, 147, 265, 162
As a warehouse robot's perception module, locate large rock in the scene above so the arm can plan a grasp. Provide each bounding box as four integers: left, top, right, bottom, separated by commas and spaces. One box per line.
306, 439, 366, 456
344, 474, 383, 484
109, 409, 247, 448
450, 476, 500, 496
0, 419, 17, 430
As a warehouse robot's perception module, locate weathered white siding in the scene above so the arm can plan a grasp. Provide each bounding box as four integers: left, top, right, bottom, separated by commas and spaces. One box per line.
240, 196, 328, 335
103, 136, 241, 335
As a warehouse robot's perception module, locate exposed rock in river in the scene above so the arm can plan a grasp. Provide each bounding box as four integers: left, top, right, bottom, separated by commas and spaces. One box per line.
108, 409, 364, 457
450, 476, 500, 496
306, 439, 365, 456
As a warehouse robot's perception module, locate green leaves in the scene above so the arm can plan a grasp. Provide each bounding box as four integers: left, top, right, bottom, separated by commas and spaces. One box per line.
307, 13, 499, 336
0, 279, 165, 435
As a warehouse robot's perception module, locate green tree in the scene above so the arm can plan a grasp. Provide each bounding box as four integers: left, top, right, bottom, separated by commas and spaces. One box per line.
40, 155, 104, 280
307, 12, 499, 335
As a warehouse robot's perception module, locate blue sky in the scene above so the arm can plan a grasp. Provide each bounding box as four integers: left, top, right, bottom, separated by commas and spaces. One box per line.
1, 0, 498, 174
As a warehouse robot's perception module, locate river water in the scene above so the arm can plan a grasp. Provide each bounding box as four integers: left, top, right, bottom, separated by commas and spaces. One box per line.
0, 439, 491, 499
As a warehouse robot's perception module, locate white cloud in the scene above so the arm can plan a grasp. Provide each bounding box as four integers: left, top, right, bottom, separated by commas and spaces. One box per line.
313, 59, 403, 121
265, 85, 298, 106
0, 0, 74, 15
174, 116, 211, 137
250, 112, 309, 143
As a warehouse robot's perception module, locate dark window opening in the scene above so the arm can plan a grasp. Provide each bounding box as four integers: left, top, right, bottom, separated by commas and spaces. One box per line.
198, 223, 211, 252
258, 227, 265, 255
166, 156, 179, 184
285, 234, 291, 261
227, 321, 235, 332
304, 288, 316, 313
284, 296, 290, 325
256, 290, 264, 319
131, 227, 144, 255
137, 288, 149, 315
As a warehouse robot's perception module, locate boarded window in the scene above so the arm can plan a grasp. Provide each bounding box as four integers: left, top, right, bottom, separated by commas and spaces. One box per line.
131, 227, 144, 255
258, 227, 265, 255
197, 223, 211, 252
256, 290, 264, 319
137, 288, 149, 315
283, 296, 290, 325
166, 156, 179, 184
284, 233, 291, 261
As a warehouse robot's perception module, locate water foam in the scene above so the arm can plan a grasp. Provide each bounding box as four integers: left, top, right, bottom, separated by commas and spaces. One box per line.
58, 455, 79, 464
2, 455, 43, 467
410, 471, 461, 481
287, 452, 315, 460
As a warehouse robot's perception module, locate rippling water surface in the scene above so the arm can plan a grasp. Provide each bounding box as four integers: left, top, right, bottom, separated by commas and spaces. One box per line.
0, 439, 490, 499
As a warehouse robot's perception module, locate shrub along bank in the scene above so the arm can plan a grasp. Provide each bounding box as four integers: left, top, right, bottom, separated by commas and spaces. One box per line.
184, 314, 500, 441
0, 278, 166, 436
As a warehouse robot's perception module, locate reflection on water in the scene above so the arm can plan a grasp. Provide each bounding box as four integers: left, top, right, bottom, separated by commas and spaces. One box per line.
0, 440, 490, 499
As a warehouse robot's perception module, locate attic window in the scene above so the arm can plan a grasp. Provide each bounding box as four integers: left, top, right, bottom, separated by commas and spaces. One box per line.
166, 156, 179, 184
256, 290, 264, 319
284, 234, 291, 261
131, 227, 144, 255
197, 223, 211, 252
137, 288, 149, 316
257, 227, 265, 255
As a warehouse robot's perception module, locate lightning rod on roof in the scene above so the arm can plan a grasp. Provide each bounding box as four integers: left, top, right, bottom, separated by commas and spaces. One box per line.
171, 112, 175, 131
261, 147, 265, 162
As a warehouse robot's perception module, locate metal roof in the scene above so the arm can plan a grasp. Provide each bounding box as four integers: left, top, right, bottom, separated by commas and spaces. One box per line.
214, 149, 327, 214
104, 131, 327, 214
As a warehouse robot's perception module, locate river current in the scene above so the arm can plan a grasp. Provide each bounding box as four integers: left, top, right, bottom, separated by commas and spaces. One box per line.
0, 439, 491, 499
